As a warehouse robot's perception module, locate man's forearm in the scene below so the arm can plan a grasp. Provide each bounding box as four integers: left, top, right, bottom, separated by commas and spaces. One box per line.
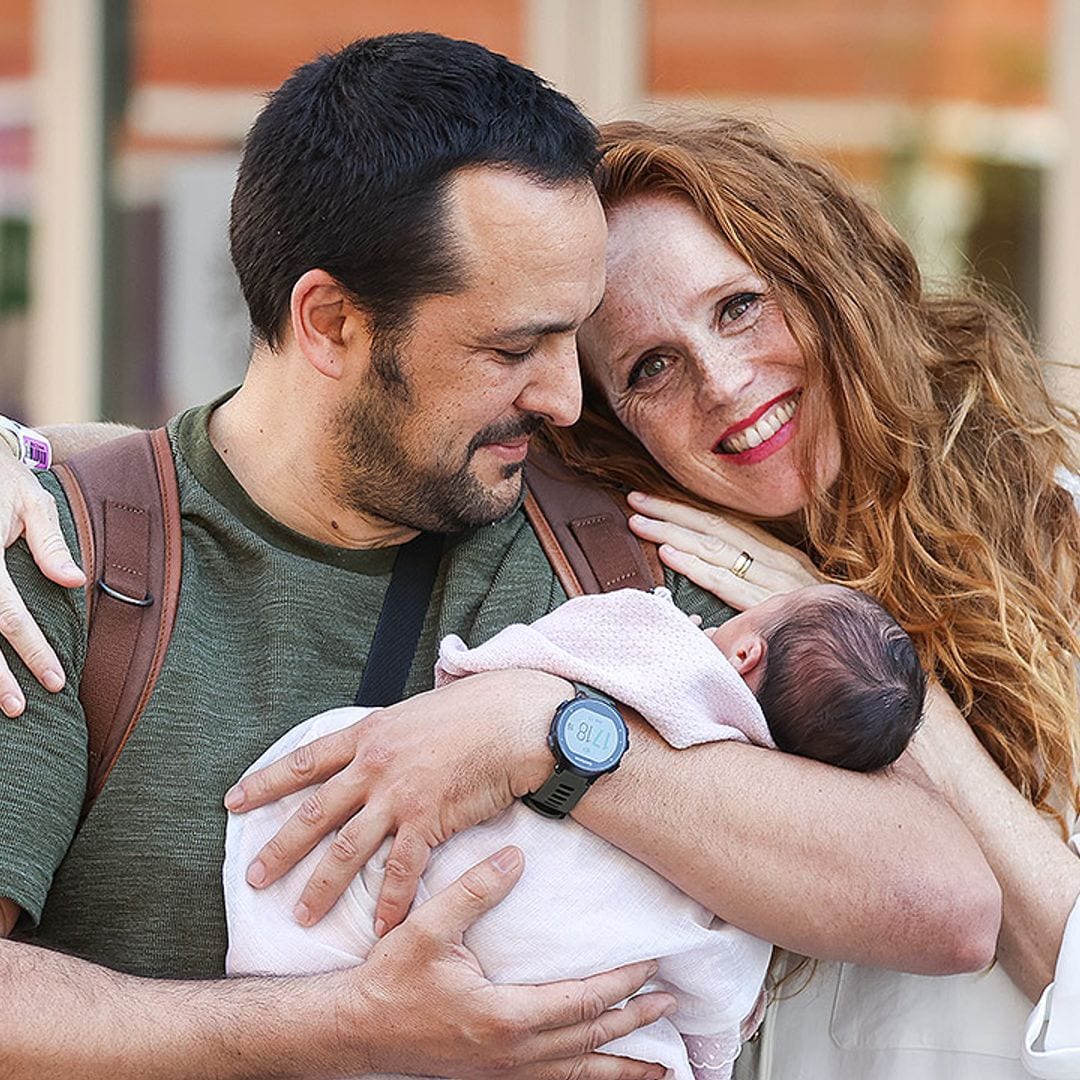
571, 717, 1001, 975
1, 938, 346, 1080
229, 669, 1000, 978
41, 422, 139, 462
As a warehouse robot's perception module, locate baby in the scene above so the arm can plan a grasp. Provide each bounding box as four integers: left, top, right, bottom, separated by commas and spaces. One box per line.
225, 584, 925, 1080
703, 583, 925, 772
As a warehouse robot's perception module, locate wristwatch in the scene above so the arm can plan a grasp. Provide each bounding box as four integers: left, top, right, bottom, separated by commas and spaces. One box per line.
522, 684, 629, 819
0, 416, 52, 470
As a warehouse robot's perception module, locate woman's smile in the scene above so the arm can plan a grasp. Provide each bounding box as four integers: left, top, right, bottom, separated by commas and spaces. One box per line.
714, 389, 802, 463
580, 195, 839, 519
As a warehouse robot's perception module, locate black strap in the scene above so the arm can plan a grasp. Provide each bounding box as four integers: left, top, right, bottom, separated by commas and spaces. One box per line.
354, 531, 444, 707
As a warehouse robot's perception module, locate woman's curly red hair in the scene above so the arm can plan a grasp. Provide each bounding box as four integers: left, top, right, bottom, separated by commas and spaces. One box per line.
547, 117, 1080, 827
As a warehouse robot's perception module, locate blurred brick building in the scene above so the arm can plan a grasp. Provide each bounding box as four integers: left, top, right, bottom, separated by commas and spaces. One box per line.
1, 0, 1077, 423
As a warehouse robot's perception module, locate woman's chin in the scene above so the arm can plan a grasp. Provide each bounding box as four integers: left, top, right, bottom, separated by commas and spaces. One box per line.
679, 466, 812, 521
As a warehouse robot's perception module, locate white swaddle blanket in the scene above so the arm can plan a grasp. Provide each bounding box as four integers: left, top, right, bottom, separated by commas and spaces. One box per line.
225, 589, 773, 1080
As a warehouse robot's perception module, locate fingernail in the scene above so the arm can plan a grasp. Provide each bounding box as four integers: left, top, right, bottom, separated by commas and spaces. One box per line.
1, 694, 22, 717
646, 961, 660, 978
246, 859, 266, 887
374, 918, 386, 938
42, 669, 63, 692
293, 902, 311, 926
490, 846, 521, 873
662, 1000, 678, 1018
224, 785, 245, 810
63, 560, 82, 575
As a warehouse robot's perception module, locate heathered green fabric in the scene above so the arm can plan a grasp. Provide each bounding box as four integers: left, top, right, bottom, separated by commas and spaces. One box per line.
0, 401, 731, 979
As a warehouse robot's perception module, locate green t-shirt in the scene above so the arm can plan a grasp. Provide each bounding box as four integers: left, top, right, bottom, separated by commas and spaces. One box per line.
0, 402, 730, 979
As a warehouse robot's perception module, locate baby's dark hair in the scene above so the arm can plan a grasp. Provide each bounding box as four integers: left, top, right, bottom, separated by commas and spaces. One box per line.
756, 588, 926, 772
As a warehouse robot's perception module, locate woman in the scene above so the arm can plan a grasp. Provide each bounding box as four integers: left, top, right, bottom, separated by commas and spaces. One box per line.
0, 117, 1076, 1077
547, 117, 1080, 1079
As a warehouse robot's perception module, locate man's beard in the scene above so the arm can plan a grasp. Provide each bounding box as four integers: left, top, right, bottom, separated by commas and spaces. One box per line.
329, 350, 542, 533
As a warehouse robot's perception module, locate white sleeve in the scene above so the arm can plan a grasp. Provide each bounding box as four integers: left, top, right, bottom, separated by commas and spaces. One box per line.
1022, 830, 1080, 1078
1019, 471, 1080, 1076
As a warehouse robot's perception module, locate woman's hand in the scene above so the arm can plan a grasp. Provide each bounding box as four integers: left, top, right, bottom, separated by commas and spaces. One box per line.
626, 490, 821, 608
0, 451, 84, 716
225, 669, 568, 934
901, 682, 988, 800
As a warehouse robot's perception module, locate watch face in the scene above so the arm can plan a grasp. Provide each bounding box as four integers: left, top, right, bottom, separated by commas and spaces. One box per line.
553, 698, 628, 775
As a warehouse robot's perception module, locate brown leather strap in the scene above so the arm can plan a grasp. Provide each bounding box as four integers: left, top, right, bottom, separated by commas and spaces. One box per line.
523, 448, 663, 597
523, 489, 585, 598
54, 428, 182, 822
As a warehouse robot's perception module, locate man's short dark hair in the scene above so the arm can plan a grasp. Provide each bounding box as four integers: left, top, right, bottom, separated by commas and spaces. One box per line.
229, 31, 600, 348
757, 589, 927, 772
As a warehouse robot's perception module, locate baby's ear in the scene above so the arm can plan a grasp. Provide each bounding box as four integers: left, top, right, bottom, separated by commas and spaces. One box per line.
730, 635, 766, 678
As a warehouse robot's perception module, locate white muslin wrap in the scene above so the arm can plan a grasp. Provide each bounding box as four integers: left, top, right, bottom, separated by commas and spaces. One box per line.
225, 589, 773, 1079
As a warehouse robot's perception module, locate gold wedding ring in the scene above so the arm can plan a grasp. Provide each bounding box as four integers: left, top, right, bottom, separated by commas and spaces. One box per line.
731, 550, 754, 579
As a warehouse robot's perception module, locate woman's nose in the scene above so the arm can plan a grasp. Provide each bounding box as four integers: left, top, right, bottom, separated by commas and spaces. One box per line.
693, 344, 756, 409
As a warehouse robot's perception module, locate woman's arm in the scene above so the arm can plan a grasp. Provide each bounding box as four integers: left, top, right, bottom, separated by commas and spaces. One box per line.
0, 421, 134, 712
42, 421, 139, 459
909, 684, 1080, 1000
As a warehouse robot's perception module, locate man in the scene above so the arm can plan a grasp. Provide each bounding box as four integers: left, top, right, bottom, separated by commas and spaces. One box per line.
0, 33, 678, 1079
0, 31, 997, 1080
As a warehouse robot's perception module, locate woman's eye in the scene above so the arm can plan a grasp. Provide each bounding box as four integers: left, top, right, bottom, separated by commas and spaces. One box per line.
719, 292, 760, 325
628, 354, 668, 387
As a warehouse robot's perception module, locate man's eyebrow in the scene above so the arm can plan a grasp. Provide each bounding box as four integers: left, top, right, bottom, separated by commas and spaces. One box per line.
486, 319, 581, 341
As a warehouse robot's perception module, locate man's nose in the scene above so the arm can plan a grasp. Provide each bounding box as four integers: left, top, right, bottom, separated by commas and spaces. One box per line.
517, 338, 583, 428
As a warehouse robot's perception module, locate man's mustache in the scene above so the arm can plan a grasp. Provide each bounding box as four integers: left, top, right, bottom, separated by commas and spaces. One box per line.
468, 414, 545, 457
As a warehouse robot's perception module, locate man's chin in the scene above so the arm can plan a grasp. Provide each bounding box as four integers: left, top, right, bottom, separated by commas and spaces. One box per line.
490, 472, 528, 523
469, 465, 526, 525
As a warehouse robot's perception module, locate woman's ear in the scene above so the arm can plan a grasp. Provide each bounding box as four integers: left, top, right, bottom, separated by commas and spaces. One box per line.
290, 269, 366, 380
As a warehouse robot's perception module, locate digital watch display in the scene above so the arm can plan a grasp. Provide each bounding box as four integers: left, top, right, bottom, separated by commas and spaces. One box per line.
522, 686, 629, 819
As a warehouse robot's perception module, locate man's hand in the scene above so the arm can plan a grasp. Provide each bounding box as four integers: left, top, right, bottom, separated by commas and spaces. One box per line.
0, 450, 84, 716
0, 846, 674, 1078
225, 669, 565, 932
349, 845, 673, 1079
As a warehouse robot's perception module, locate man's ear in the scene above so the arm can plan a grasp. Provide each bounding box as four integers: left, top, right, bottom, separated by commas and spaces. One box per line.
289, 269, 368, 380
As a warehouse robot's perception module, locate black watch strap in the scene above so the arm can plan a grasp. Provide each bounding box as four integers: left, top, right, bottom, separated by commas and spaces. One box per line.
571, 681, 617, 707
523, 684, 627, 819
521, 769, 592, 819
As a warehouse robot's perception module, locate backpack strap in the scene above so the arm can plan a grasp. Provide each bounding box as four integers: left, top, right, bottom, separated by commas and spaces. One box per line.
53, 427, 182, 822
523, 448, 664, 598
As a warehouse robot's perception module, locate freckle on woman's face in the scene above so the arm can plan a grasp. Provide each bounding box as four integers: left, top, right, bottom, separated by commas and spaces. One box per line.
578, 195, 841, 519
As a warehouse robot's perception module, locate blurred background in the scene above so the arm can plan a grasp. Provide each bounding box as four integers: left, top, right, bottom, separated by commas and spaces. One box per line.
1, 0, 1078, 426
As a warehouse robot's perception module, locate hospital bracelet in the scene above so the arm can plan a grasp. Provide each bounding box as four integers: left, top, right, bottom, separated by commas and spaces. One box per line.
0, 416, 52, 470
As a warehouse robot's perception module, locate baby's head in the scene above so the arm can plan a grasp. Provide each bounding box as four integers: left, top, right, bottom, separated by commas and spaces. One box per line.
705, 584, 926, 772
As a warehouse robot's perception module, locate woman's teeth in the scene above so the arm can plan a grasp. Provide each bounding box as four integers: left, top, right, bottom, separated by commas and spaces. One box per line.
717, 394, 800, 454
